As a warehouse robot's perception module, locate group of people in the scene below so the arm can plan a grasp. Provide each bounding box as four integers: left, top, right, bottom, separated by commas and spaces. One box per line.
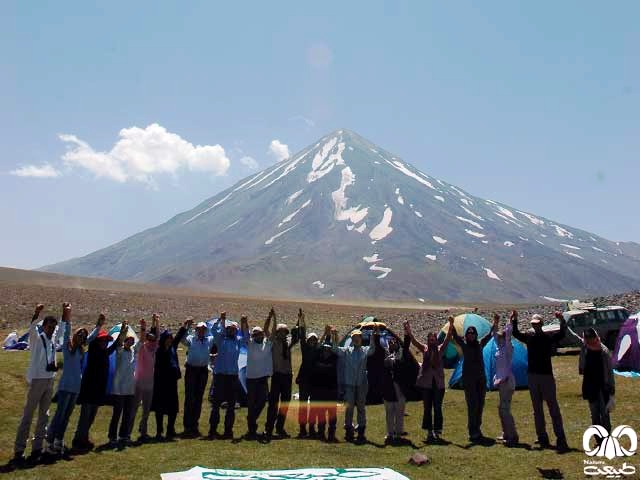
11, 302, 616, 466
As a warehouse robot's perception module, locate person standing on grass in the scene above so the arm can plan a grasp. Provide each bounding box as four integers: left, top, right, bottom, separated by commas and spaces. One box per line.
511, 310, 569, 452
46, 303, 94, 456
295, 309, 322, 438
265, 308, 299, 439
493, 312, 519, 447
208, 312, 247, 439
244, 310, 274, 440
107, 321, 141, 447
72, 313, 121, 451
331, 325, 378, 444
381, 334, 413, 445
406, 317, 453, 443
310, 326, 339, 442
569, 327, 615, 435
151, 324, 187, 441
452, 320, 494, 443
178, 319, 215, 437
12, 304, 61, 466
131, 314, 159, 442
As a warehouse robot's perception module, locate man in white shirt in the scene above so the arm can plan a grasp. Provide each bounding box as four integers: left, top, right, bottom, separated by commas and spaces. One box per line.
244, 310, 274, 440
13, 303, 63, 465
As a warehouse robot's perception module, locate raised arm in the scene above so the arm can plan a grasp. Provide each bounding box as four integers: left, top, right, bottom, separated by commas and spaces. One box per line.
481, 314, 499, 348
510, 310, 528, 344
451, 325, 465, 347
550, 311, 567, 341
240, 316, 249, 340
87, 313, 106, 343
178, 319, 193, 346
404, 321, 426, 352
263, 308, 274, 339
29, 304, 45, 343
330, 328, 346, 356
438, 316, 455, 355
367, 325, 380, 357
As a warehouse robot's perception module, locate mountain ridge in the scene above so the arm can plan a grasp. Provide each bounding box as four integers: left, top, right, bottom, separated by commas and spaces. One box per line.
41, 129, 640, 303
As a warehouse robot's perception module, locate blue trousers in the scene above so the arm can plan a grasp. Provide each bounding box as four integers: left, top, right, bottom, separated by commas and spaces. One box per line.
343, 384, 368, 430
47, 391, 78, 444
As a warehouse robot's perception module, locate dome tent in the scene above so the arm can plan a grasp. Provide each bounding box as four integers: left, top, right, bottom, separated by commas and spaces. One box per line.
448, 333, 529, 390
338, 317, 421, 404
438, 313, 492, 368
613, 313, 640, 377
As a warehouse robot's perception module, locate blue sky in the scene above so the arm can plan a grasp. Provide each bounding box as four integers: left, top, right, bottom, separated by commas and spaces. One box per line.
1, 1, 638, 269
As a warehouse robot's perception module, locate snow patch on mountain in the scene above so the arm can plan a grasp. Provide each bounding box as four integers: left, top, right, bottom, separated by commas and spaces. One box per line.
456, 216, 483, 230
460, 205, 483, 221
565, 251, 584, 260
504, 241, 515, 247
466, 229, 486, 238
278, 199, 311, 227
265, 224, 298, 245
425, 254, 437, 261
370, 264, 392, 279
183, 191, 233, 225
517, 211, 545, 226
369, 208, 393, 241
312, 281, 325, 289
385, 159, 436, 190
484, 268, 502, 281
433, 236, 448, 245
363, 254, 381, 263
560, 243, 581, 251
551, 224, 574, 239
434, 195, 444, 202
414, 211, 423, 218
308, 138, 346, 183
286, 189, 303, 205
332, 167, 369, 225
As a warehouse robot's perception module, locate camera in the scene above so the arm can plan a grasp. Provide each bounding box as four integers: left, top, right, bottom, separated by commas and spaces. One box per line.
46, 362, 59, 372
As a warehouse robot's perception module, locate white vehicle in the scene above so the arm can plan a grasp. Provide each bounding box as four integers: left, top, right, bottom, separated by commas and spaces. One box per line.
540, 302, 630, 349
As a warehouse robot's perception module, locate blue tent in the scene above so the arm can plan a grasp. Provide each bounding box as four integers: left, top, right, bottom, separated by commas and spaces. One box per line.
449, 336, 528, 390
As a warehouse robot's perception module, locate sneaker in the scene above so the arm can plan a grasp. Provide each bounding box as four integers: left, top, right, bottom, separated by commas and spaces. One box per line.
108, 439, 118, 448
138, 434, 151, 443
426, 431, 436, 443
384, 435, 394, 445
536, 437, 551, 449
155, 433, 164, 442
27, 449, 43, 465
276, 429, 290, 438
496, 434, 505, 443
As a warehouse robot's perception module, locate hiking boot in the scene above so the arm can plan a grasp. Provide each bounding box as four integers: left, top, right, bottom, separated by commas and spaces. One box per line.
298, 425, 308, 438
426, 431, 436, 443
27, 449, 43, 465
496, 434, 505, 443
138, 434, 151, 443
384, 435, 394, 445
10, 452, 26, 468
356, 427, 366, 444
536, 437, 551, 449
244, 431, 258, 440
276, 428, 290, 438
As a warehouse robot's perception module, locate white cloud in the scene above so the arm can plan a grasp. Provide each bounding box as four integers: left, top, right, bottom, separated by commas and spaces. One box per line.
306, 43, 333, 69
268, 139, 290, 162
59, 123, 230, 184
290, 115, 316, 128
10, 164, 61, 178
239, 155, 259, 170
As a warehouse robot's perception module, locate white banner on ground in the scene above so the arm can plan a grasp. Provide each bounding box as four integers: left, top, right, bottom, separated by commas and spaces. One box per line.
161, 466, 410, 480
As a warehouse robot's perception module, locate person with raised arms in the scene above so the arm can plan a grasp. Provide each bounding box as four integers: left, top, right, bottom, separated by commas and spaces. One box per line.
493, 312, 519, 447
451, 317, 494, 443
178, 318, 216, 438
208, 312, 248, 439
46, 303, 93, 456
331, 324, 378, 444
107, 320, 140, 447
244, 309, 274, 440
72, 313, 124, 451
405, 316, 453, 443
12, 304, 61, 465
310, 325, 339, 442
511, 310, 569, 453
131, 314, 159, 442
265, 308, 299, 439
295, 309, 322, 438
151, 322, 187, 441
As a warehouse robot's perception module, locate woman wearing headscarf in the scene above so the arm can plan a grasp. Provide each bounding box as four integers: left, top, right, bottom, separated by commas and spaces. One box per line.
151, 321, 187, 440
452, 317, 494, 443
72, 314, 124, 451
405, 316, 453, 443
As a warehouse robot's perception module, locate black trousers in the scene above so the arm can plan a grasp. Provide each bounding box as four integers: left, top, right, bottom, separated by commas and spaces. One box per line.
464, 377, 486, 439
108, 395, 135, 441
209, 374, 237, 433
422, 379, 445, 432
155, 412, 176, 436
298, 381, 312, 426
266, 372, 292, 433
183, 365, 208, 433
247, 377, 269, 434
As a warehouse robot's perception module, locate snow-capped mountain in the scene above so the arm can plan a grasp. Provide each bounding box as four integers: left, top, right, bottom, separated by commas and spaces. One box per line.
42, 129, 640, 302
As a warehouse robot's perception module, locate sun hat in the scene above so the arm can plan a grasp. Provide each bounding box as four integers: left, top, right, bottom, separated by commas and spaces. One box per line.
350, 329, 363, 338
307, 332, 318, 340
530, 314, 544, 325
195, 321, 207, 329
252, 326, 264, 334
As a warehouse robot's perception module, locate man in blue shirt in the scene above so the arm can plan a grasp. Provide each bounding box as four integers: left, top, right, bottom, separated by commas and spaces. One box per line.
208, 313, 248, 439
178, 319, 215, 437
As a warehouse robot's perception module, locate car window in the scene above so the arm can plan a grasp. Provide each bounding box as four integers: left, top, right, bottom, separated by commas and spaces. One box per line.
617, 310, 630, 322
573, 313, 593, 327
